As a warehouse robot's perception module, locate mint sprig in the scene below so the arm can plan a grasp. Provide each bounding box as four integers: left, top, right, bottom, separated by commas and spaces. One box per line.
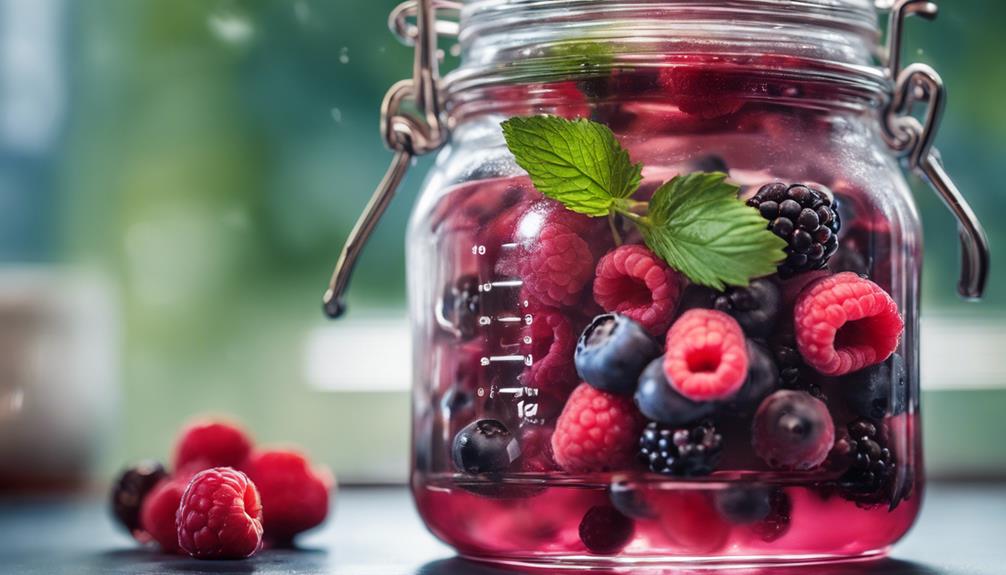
501, 116, 642, 217
501, 116, 786, 289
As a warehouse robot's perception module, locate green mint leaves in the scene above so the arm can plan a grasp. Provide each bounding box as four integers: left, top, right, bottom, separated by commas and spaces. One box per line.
501, 116, 643, 217
501, 116, 786, 289
642, 172, 788, 290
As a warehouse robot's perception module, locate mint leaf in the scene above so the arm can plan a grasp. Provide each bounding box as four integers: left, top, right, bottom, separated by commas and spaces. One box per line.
501, 116, 643, 217
544, 40, 615, 81
640, 172, 787, 290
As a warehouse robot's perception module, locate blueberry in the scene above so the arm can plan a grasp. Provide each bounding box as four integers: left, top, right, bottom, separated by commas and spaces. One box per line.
451, 419, 519, 474
690, 154, 729, 174
752, 390, 835, 470
712, 278, 782, 339
578, 505, 635, 554
609, 480, 656, 519
842, 353, 907, 420
575, 314, 661, 395
725, 341, 779, 413
714, 486, 772, 524
635, 357, 716, 425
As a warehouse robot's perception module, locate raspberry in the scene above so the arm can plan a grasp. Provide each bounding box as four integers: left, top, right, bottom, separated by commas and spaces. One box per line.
593, 245, 682, 336
521, 305, 579, 399
658, 64, 745, 119
173, 419, 253, 472
518, 425, 559, 473
177, 467, 264, 559
516, 207, 597, 308
551, 383, 645, 473
793, 272, 903, 376
139, 476, 188, 553
663, 309, 749, 401
578, 505, 635, 554
242, 450, 334, 543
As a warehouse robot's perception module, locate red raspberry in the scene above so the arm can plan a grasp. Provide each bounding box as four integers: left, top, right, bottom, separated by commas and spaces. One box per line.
593, 245, 683, 336
551, 383, 645, 473
664, 309, 749, 401
139, 476, 188, 553
176, 467, 264, 559
794, 272, 904, 376
173, 419, 253, 472
658, 64, 744, 119
518, 425, 559, 473
521, 305, 579, 401
242, 450, 334, 543
517, 209, 597, 308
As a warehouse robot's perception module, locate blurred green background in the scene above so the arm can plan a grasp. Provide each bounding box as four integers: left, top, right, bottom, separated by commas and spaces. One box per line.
1, 0, 1004, 484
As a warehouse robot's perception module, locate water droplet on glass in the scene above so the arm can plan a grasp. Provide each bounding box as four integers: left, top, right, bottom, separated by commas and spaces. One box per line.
339, 47, 350, 64
331, 108, 343, 123
449, 44, 461, 57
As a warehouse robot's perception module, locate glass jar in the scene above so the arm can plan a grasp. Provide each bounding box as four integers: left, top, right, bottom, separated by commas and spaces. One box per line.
323, 0, 988, 568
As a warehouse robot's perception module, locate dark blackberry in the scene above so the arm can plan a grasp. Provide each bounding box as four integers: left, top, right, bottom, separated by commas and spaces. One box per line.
712, 278, 782, 339
750, 488, 792, 542
110, 461, 168, 537
832, 419, 897, 508
442, 274, 480, 340
638, 421, 723, 477
770, 336, 826, 401
747, 182, 841, 277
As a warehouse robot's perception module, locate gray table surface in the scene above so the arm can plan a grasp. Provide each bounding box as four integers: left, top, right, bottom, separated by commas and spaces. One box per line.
0, 482, 1003, 574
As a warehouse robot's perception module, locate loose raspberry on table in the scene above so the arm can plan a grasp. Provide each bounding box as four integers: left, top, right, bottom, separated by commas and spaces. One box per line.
551, 383, 645, 473
516, 208, 597, 308
593, 244, 682, 337
664, 309, 749, 401
173, 419, 253, 472
176, 467, 264, 560
793, 272, 903, 376
139, 476, 188, 553
242, 449, 334, 543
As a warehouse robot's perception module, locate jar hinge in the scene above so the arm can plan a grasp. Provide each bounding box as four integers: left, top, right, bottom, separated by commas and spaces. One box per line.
880, 0, 989, 300
322, 0, 459, 318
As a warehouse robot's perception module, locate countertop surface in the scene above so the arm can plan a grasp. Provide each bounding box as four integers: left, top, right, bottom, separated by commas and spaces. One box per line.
0, 482, 1003, 575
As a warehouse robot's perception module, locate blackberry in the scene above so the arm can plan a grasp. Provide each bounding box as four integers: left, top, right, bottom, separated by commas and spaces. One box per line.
110, 460, 168, 537
770, 335, 826, 401
832, 419, 897, 508
712, 278, 782, 339
747, 182, 841, 277
638, 421, 722, 477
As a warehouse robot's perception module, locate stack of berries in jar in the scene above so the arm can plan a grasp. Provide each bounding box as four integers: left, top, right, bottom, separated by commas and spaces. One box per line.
438, 177, 911, 555
110, 418, 334, 560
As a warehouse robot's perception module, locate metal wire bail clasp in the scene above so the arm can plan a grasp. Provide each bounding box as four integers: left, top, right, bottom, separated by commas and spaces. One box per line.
322, 0, 458, 318
881, 0, 990, 299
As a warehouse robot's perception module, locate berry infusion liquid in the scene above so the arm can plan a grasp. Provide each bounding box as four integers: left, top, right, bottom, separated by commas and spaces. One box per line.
324, 0, 988, 568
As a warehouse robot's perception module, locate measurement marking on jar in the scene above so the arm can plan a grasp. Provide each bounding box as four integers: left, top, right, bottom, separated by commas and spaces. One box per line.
480, 355, 533, 366
478, 279, 523, 292
479, 314, 533, 326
